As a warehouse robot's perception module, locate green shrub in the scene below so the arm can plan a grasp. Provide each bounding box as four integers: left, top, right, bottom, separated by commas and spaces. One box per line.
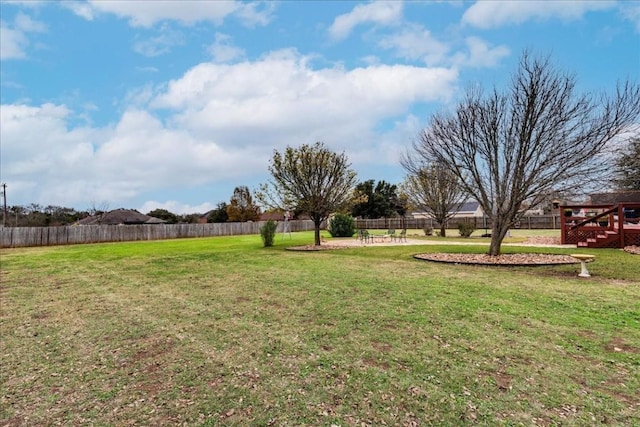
328, 213, 356, 237
423, 226, 433, 236
458, 223, 475, 238
260, 220, 278, 247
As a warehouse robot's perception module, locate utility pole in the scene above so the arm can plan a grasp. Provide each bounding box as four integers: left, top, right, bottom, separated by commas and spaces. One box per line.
1, 183, 6, 228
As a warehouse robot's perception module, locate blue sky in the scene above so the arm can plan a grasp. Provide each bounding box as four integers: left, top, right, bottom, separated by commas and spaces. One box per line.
1, 1, 639, 214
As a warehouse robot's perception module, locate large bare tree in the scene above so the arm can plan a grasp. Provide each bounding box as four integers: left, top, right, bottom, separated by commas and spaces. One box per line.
409, 52, 640, 255
257, 142, 357, 246
400, 162, 466, 237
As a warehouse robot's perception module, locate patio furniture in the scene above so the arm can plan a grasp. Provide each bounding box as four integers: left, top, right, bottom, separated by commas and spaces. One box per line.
387, 228, 397, 241
357, 229, 370, 244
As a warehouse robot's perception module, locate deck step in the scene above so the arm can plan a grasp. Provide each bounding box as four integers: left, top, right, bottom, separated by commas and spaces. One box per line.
575, 230, 620, 248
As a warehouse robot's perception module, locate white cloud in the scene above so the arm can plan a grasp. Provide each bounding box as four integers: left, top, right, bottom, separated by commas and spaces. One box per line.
462, 0, 615, 29
234, 1, 276, 27
61, 1, 95, 21
620, 3, 640, 32
151, 50, 458, 157
139, 200, 216, 215
378, 23, 450, 65
0, 103, 94, 181
132, 26, 185, 57
78, 0, 271, 28
0, 102, 268, 207
122, 83, 161, 107
2, 0, 47, 8
0, 23, 27, 59
14, 12, 47, 32
328, 1, 403, 40
208, 32, 246, 63
135, 66, 159, 73
451, 37, 510, 68
0, 13, 46, 60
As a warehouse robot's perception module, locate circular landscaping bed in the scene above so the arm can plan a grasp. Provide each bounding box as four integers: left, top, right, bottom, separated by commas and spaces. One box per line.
414, 252, 580, 266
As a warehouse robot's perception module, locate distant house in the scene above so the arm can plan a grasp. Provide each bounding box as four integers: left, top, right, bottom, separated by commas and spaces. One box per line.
411, 201, 484, 219
452, 201, 484, 217
76, 208, 166, 225
259, 211, 286, 222
589, 191, 640, 205
197, 211, 213, 224
522, 207, 544, 216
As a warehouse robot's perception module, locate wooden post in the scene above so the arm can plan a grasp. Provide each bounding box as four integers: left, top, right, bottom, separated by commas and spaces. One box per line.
560, 207, 567, 245
618, 204, 625, 248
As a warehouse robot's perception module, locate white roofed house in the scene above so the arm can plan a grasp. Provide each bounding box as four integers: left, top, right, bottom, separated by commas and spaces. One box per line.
411, 201, 485, 219
449, 201, 484, 218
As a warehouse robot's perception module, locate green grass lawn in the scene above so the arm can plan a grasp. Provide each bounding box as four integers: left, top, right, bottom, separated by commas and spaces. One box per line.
1, 232, 639, 426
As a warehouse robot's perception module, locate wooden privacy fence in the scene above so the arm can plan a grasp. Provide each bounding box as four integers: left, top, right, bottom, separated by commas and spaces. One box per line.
356, 215, 562, 231
1, 220, 315, 248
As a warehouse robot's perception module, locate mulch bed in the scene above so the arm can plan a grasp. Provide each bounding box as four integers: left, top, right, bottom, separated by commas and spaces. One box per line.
286, 239, 639, 265
413, 253, 580, 266
624, 245, 640, 255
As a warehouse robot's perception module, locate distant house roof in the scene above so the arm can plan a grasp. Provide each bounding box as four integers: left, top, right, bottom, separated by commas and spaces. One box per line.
260, 211, 285, 221
77, 208, 166, 225
590, 191, 640, 205
411, 201, 484, 219
456, 201, 481, 214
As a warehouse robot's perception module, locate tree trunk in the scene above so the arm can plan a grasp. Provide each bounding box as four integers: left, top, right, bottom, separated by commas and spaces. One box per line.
488, 219, 510, 256
439, 223, 446, 237
314, 218, 322, 246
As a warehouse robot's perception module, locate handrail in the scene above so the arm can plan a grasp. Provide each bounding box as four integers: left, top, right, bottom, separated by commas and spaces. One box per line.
569, 205, 616, 230
561, 202, 640, 247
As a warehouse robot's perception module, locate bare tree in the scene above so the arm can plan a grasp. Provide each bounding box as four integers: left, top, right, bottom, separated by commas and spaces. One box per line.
257, 142, 357, 246
400, 162, 466, 237
88, 200, 110, 225
408, 52, 640, 255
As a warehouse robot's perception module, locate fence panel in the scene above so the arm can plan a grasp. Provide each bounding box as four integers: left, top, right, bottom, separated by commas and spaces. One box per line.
0, 220, 316, 248
356, 215, 560, 233
1, 216, 562, 248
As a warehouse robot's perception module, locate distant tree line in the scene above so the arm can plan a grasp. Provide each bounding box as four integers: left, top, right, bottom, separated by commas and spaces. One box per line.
1, 204, 90, 227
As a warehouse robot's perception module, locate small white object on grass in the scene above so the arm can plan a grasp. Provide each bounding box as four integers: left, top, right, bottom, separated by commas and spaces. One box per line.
570, 254, 595, 277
